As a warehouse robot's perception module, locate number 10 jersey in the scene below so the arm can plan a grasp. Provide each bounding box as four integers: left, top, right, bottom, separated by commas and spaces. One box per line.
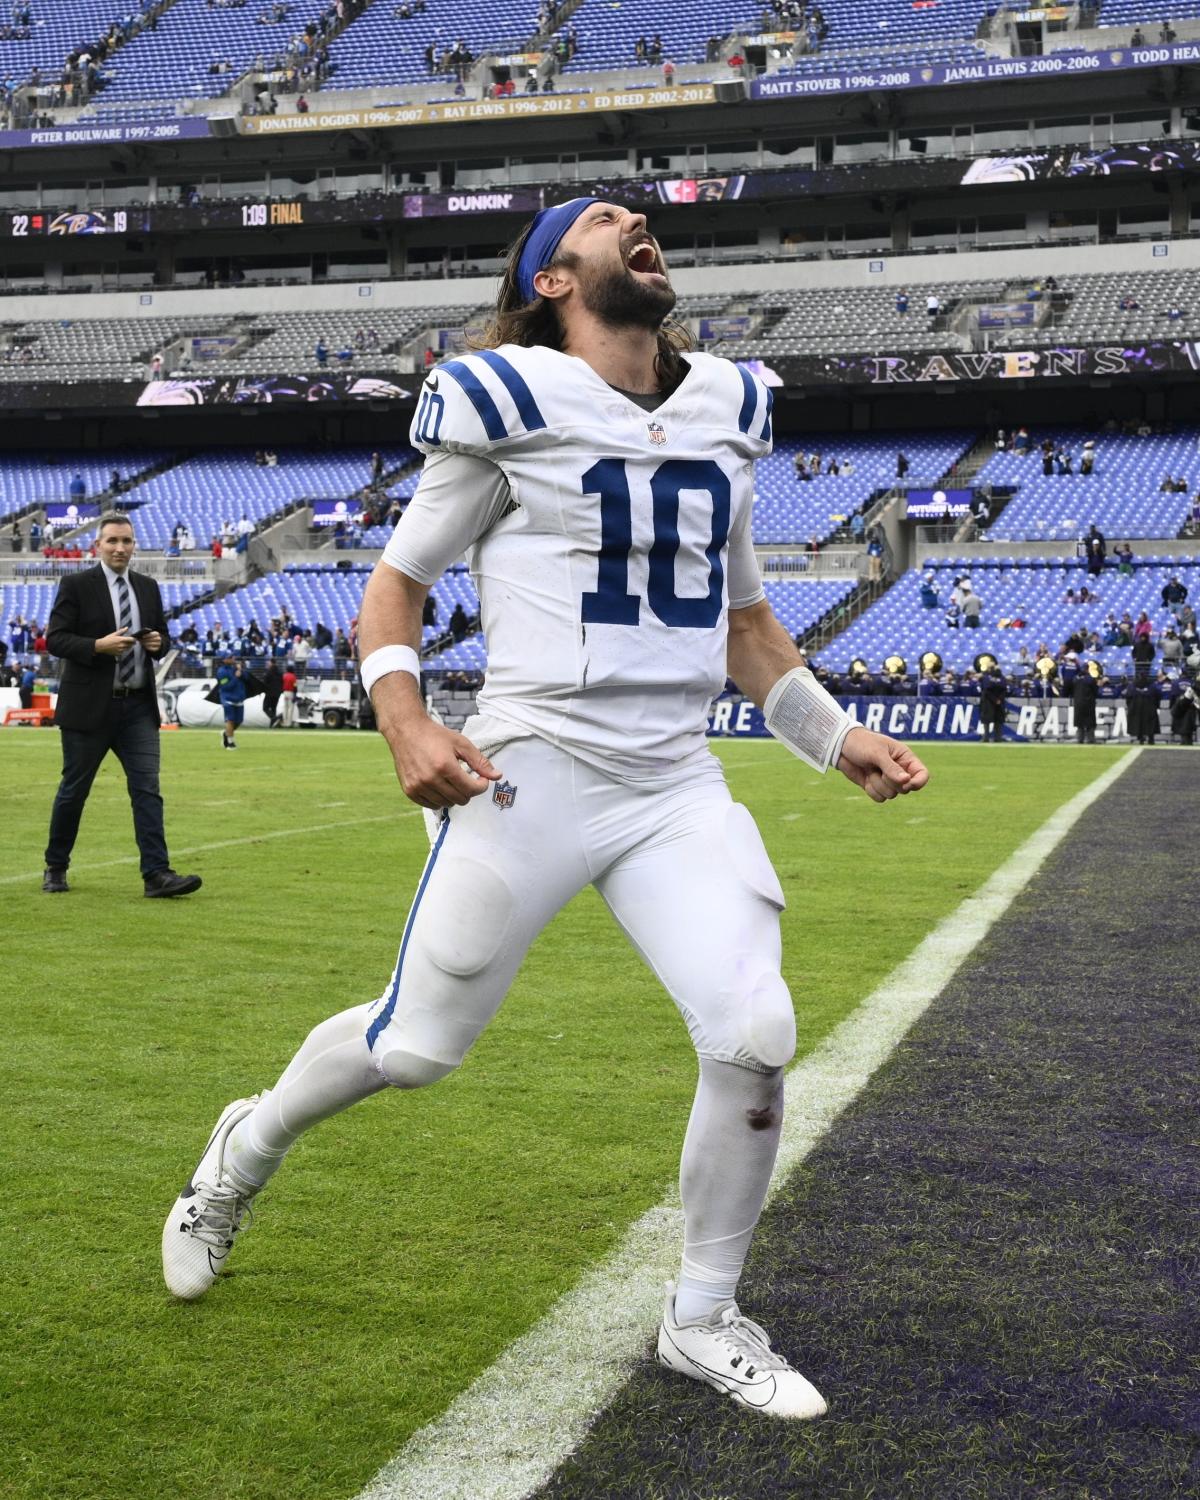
386, 343, 774, 783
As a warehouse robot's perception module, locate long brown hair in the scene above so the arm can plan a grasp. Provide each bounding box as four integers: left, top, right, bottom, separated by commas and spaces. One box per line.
472, 218, 693, 393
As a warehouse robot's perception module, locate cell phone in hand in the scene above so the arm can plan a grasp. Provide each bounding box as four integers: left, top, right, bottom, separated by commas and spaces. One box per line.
131, 628, 154, 640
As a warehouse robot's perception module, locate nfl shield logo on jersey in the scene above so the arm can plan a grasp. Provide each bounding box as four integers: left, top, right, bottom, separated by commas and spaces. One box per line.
647, 420, 667, 446
492, 779, 518, 810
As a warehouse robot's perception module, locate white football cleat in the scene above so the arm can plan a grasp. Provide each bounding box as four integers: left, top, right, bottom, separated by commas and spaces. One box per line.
162, 1097, 259, 1301
657, 1282, 828, 1420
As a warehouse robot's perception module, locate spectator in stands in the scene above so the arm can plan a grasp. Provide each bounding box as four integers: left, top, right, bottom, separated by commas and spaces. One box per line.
850, 511, 865, 542
1115, 541, 1135, 576
1133, 611, 1154, 645
1013, 427, 1030, 454
866, 530, 883, 581
1130, 25, 1145, 45
993, 428, 1007, 452
422, 596, 438, 630
649, 34, 663, 62
634, 34, 647, 60
919, 574, 939, 609
896, 452, 909, 479
1055, 447, 1073, 475
69, 472, 86, 501
334, 628, 351, 660
825, 457, 839, 475
662, 59, 676, 86
806, 534, 821, 554
1162, 575, 1188, 609
449, 602, 470, 642
1080, 440, 1095, 475
1078, 586, 1097, 606
1118, 294, 1139, 313
293, 632, 312, 667
1160, 627, 1184, 665
894, 290, 908, 315
1166, 304, 1185, 323
315, 337, 328, 367
296, 95, 309, 112
925, 292, 940, 319
110, 468, 123, 494
961, 585, 982, 629
1086, 540, 1104, 578
1159, 21, 1177, 43
1042, 446, 1054, 477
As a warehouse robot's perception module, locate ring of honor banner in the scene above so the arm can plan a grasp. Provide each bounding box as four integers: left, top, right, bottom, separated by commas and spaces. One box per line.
708, 695, 1152, 743
752, 40, 1200, 103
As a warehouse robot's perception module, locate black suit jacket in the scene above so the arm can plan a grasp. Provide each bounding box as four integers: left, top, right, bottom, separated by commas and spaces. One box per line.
47, 566, 169, 730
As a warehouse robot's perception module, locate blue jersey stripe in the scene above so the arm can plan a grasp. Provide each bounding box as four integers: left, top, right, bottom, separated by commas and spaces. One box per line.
758, 385, 774, 444
475, 350, 547, 433
442, 359, 508, 442
736, 365, 758, 434
365, 811, 451, 1053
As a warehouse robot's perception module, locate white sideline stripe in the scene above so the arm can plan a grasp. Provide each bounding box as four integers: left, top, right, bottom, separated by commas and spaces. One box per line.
0, 810, 418, 887
354, 748, 1142, 1500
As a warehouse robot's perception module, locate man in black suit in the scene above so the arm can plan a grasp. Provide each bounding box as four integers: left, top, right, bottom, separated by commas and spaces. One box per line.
42, 512, 202, 897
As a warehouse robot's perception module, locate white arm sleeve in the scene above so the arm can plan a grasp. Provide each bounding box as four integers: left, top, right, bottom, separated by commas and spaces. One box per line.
727, 496, 765, 610
380, 449, 511, 585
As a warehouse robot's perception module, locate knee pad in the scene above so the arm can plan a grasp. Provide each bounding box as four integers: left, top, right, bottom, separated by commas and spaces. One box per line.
375, 1046, 458, 1091
418, 856, 514, 978
736, 965, 796, 1071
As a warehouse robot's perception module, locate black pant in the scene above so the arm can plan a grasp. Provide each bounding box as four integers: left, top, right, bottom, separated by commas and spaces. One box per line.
45, 695, 170, 877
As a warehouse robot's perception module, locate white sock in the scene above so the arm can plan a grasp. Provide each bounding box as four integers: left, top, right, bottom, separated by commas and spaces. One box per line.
223, 1002, 387, 1192
673, 1057, 784, 1326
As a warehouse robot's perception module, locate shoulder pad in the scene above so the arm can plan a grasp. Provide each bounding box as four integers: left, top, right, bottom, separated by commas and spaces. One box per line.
409, 348, 550, 456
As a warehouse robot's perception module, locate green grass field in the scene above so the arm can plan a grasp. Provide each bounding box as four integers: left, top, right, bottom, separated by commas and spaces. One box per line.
0, 731, 1124, 1500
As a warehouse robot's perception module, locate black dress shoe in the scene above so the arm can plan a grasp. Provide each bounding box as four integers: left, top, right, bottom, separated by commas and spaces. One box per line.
143, 869, 203, 898
42, 867, 69, 893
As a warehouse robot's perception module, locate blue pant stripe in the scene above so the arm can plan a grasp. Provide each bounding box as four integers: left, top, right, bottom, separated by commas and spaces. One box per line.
365, 812, 451, 1052
474, 350, 547, 432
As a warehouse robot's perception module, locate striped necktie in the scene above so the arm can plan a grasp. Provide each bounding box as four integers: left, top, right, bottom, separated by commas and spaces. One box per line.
116, 575, 136, 686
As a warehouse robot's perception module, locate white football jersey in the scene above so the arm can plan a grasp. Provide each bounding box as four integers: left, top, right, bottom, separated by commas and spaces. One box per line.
384, 344, 773, 782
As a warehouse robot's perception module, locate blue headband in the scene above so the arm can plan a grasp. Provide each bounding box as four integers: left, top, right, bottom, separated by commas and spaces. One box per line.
516, 197, 600, 304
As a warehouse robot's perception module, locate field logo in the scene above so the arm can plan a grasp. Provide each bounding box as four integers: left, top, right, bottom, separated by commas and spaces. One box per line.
492, 779, 518, 810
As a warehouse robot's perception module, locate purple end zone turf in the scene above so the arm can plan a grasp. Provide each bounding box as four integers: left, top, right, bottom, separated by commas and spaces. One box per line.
535, 751, 1199, 1500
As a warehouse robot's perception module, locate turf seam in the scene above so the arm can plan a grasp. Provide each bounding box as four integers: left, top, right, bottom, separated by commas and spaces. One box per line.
351, 749, 1142, 1500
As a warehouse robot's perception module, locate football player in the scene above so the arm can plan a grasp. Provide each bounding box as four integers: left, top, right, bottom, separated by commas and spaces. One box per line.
163, 198, 929, 1419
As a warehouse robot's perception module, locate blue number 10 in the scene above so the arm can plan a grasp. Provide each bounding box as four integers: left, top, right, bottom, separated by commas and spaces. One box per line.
580, 457, 731, 629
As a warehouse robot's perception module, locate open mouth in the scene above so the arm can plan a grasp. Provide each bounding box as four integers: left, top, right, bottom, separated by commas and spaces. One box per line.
624, 239, 666, 280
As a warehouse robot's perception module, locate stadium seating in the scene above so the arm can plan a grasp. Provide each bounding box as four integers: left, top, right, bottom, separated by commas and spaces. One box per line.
979, 430, 1198, 542
175, 562, 479, 656
560, 0, 761, 72
812, 557, 1200, 679
757, 433, 970, 544
1097, 0, 1200, 28
111, 447, 411, 550
773, 43, 987, 79
2, 579, 214, 645
0, 450, 171, 522
99, 0, 335, 101
1, 1, 130, 81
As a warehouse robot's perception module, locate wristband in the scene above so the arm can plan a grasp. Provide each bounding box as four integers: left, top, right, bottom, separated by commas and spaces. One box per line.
762, 666, 856, 774
360, 643, 421, 700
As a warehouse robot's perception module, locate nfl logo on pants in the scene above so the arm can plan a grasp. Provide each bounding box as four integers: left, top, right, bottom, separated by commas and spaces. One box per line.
492, 779, 518, 810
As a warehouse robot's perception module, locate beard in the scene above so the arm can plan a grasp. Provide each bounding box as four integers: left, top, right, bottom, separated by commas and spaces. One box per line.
568, 252, 676, 330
